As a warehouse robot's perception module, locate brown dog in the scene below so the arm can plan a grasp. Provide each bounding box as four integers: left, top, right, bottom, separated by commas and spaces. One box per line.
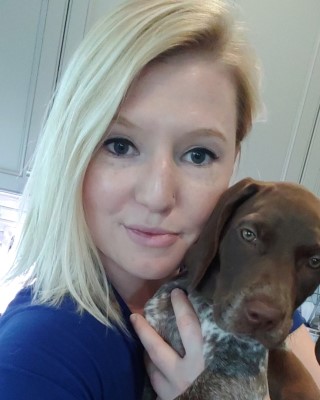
144, 178, 320, 399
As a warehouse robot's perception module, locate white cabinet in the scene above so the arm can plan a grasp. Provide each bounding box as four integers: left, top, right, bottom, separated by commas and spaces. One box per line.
0, 0, 89, 193
301, 113, 320, 196
233, 0, 320, 196
287, 42, 320, 197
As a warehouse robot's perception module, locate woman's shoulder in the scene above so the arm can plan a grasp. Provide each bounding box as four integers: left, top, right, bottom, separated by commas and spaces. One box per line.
0, 286, 140, 356
1, 287, 101, 342
0, 287, 145, 399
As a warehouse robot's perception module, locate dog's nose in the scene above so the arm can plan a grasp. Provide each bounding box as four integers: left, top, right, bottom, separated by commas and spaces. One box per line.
244, 299, 283, 331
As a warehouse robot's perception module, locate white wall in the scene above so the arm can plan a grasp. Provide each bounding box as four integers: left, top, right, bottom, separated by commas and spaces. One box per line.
232, 0, 320, 185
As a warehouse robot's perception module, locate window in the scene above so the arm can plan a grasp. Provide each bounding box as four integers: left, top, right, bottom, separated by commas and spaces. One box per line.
0, 191, 21, 313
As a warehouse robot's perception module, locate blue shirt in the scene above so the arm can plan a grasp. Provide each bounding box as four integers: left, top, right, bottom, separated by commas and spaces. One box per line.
0, 288, 304, 399
0, 287, 145, 399
291, 309, 305, 332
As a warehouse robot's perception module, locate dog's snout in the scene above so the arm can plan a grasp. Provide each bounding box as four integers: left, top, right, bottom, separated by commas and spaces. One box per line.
244, 299, 283, 331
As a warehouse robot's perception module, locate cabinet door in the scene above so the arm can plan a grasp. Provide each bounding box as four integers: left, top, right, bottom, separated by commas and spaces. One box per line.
229, 0, 320, 193
286, 41, 320, 196
0, 0, 89, 194
300, 109, 320, 197
0, 0, 68, 193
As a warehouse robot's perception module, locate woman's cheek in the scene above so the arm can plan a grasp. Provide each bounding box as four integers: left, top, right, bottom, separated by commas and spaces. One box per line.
187, 180, 229, 235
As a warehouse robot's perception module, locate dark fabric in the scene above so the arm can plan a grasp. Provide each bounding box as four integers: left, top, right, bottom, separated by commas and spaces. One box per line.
291, 309, 306, 332
0, 287, 145, 400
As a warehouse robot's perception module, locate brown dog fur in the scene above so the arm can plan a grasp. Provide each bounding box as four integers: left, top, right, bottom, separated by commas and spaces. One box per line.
145, 178, 320, 399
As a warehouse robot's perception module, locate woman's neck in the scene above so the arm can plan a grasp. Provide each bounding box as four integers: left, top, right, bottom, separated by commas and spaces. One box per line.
120, 278, 167, 314
105, 268, 168, 314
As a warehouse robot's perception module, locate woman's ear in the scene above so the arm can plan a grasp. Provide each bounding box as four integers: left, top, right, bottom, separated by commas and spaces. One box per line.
184, 178, 262, 292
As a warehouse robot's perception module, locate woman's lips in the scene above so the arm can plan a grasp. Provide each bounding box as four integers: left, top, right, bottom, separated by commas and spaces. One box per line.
125, 226, 179, 248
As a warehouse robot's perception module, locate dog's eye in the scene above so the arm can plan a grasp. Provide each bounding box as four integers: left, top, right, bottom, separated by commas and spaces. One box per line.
308, 256, 320, 269
240, 228, 257, 243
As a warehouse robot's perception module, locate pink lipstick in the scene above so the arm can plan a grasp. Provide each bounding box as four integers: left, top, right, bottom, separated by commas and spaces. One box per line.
125, 225, 179, 248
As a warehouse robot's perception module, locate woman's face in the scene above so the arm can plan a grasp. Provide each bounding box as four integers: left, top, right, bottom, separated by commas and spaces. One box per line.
83, 53, 238, 294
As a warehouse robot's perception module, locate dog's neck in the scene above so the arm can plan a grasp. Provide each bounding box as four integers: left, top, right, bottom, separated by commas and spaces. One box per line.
188, 292, 267, 376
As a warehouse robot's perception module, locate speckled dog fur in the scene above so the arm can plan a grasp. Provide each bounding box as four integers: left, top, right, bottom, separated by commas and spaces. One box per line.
144, 279, 268, 400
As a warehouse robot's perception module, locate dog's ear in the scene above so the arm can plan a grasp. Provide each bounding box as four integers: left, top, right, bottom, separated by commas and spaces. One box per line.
184, 178, 263, 292
316, 337, 320, 365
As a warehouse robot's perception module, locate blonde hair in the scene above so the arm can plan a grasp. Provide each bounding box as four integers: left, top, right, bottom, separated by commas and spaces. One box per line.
9, 0, 260, 327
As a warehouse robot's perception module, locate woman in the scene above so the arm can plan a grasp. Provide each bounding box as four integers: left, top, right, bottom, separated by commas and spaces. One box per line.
0, 1, 318, 399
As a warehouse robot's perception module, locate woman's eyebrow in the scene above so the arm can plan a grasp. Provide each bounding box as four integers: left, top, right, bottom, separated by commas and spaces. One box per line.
187, 128, 227, 142
112, 116, 227, 142
112, 115, 139, 129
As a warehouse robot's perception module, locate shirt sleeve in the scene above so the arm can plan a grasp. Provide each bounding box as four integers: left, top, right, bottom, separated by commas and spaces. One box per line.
0, 307, 100, 399
290, 309, 306, 332
0, 302, 144, 400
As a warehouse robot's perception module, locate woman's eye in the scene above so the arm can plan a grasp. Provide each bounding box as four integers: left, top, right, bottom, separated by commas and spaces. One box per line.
103, 138, 138, 157
184, 148, 218, 165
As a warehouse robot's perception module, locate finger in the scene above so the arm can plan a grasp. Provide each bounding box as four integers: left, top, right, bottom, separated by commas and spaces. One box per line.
145, 355, 176, 400
171, 288, 203, 358
146, 352, 194, 400
147, 368, 169, 400
130, 313, 180, 372
144, 353, 158, 384
144, 354, 164, 389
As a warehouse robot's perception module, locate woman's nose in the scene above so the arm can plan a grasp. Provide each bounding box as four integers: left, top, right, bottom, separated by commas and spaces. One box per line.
135, 157, 177, 213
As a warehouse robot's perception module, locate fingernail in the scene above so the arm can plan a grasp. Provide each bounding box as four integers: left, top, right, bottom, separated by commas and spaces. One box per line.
130, 313, 137, 323
171, 288, 188, 296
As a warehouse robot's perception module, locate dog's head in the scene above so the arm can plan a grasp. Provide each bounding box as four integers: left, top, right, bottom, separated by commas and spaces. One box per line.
184, 178, 320, 347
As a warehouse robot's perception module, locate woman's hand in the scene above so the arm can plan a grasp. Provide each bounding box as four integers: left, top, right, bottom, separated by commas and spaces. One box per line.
130, 288, 205, 400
